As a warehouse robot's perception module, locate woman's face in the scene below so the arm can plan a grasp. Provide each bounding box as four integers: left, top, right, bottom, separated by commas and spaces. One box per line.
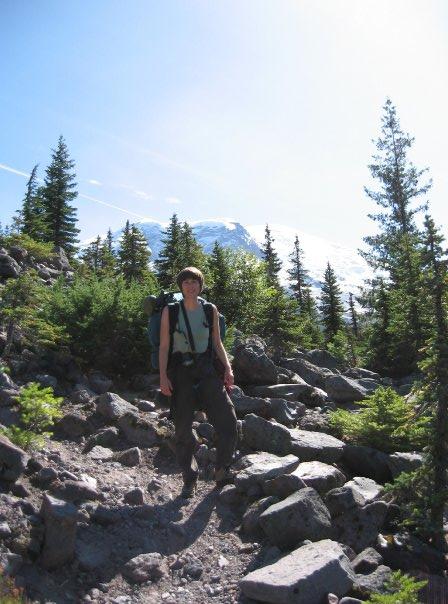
181, 278, 201, 297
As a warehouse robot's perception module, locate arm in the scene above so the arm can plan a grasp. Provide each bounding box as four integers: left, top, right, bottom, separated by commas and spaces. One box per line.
211, 305, 234, 388
159, 307, 173, 396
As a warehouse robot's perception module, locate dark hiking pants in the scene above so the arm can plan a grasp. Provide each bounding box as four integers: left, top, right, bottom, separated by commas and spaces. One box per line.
169, 354, 237, 484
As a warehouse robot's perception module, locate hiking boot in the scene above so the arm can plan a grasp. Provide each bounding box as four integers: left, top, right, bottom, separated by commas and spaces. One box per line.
214, 466, 234, 488
180, 478, 197, 499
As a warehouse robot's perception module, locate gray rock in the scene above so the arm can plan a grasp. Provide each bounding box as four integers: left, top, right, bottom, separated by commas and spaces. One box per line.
249, 383, 328, 408
8, 245, 28, 262
0, 552, 23, 576
85, 426, 120, 450
0, 406, 20, 427
196, 422, 215, 442
326, 477, 383, 516
240, 539, 355, 604
279, 357, 334, 388
356, 378, 382, 393
332, 501, 389, 553
289, 429, 345, 463
70, 386, 96, 405
353, 565, 392, 597
118, 412, 159, 447
50, 479, 100, 503
234, 451, 300, 492
0, 371, 17, 389
52, 246, 72, 271
294, 461, 346, 495
267, 397, 305, 425
96, 392, 138, 420
324, 375, 368, 403
344, 368, 381, 381
230, 388, 270, 417
56, 411, 92, 437
122, 552, 167, 583
183, 559, 204, 579
34, 373, 58, 389
341, 445, 392, 483
259, 488, 332, 549
87, 446, 114, 461
233, 338, 278, 385
134, 399, 156, 412
263, 473, 307, 498
0, 253, 21, 278
242, 414, 292, 455
40, 494, 77, 569
352, 547, 383, 574
89, 372, 113, 394
241, 496, 279, 538
114, 447, 141, 467
305, 349, 342, 370
35, 466, 59, 486
0, 388, 20, 407
387, 451, 423, 478
219, 484, 244, 505
0, 521, 12, 537
124, 487, 145, 505
339, 599, 363, 604
0, 434, 29, 481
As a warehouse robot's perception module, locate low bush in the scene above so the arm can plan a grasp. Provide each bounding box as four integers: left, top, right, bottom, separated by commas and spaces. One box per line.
1, 382, 63, 450
328, 386, 429, 453
0, 233, 56, 263
366, 570, 427, 603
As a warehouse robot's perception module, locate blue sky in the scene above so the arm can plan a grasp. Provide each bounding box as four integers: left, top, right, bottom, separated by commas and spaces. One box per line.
1, 0, 447, 247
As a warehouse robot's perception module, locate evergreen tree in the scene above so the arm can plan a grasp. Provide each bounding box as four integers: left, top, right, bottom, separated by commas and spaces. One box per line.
41, 136, 79, 257
208, 241, 233, 318
287, 235, 309, 308
348, 292, 359, 337
257, 287, 302, 359
361, 99, 430, 374
15, 165, 47, 240
155, 214, 183, 288
99, 228, 116, 275
81, 236, 102, 272
319, 262, 344, 344
417, 214, 448, 550
117, 221, 151, 283
301, 289, 324, 348
262, 224, 282, 287
179, 222, 207, 272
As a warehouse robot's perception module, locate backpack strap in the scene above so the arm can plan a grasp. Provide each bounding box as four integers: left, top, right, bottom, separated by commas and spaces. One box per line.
167, 302, 180, 361
202, 301, 214, 354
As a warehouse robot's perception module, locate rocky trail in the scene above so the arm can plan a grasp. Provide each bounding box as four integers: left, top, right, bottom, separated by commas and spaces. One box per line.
0, 258, 446, 604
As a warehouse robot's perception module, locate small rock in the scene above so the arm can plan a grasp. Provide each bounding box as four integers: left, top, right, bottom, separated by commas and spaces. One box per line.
122, 552, 167, 583
183, 560, 203, 580
124, 488, 144, 505
40, 494, 78, 570
114, 447, 141, 467
0, 521, 12, 537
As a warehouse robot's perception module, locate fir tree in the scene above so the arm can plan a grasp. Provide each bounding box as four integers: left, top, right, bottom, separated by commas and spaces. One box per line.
41, 136, 79, 257
99, 228, 116, 275
417, 214, 448, 550
348, 292, 359, 337
257, 287, 302, 359
81, 236, 102, 272
301, 289, 324, 348
179, 222, 207, 271
361, 99, 430, 374
117, 221, 151, 283
262, 224, 282, 287
16, 165, 47, 240
319, 262, 344, 344
287, 235, 309, 308
208, 241, 232, 318
155, 213, 182, 288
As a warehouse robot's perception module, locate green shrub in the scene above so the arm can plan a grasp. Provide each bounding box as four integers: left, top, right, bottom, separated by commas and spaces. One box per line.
0, 233, 56, 263
1, 382, 63, 450
0, 568, 26, 603
366, 570, 427, 603
328, 386, 429, 453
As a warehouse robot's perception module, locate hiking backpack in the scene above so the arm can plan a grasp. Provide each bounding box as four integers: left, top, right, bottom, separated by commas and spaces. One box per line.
144, 291, 226, 370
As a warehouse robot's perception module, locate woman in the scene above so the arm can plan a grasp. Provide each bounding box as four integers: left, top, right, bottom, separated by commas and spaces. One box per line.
159, 267, 237, 498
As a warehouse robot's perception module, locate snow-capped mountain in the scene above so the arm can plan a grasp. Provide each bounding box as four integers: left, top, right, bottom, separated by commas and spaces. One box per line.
101, 218, 372, 297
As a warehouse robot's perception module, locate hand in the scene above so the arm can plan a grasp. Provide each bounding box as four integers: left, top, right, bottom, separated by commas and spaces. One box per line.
160, 375, 173, 396
224, 366, 234, 389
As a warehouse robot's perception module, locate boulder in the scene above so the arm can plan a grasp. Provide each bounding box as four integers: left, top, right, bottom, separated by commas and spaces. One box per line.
50, 479, 100, 503
305, 349, 342, 370
114, 447, 141, 467
96, 392, 138, 420
259, 487, 332, 548
386, 451, 423, 478
242, 414, 292, 455
234, 452, 300, 492
324, 375, 368, 403
40, 494, 77, 570
230, 388, 269, 417
267, 397, 305, 425
341, 445, 392, 483
344, 368, 381, 381
55, 411, 92, 437
325, 477, 383, 515
356, 378, 382, 393
89, 371, 113, 394
52, 246, 72, 271
289, 429, 345, 463
0, 371, 17, 390
332, 501, 389, 553
124, 487, 145, 505
0, 434, 29, 481
0, 253, 21, 278
87, 446, 114, 461
118, 412, 159, 447
279, 357, 334, 388
241, 495, 279, 538
353, 565, 392, 597
8, 245, 27, 262
377, 532, 446, 573
122, 552, 167, 583
85, 426, 120, 450
0, 388, 20, 407
352, 547, 383, 574
233, 338, 278, 385
249, 383, 328, 408
294, 461, 346, 495
240, 539, 355, 604
263, 473, 307, 498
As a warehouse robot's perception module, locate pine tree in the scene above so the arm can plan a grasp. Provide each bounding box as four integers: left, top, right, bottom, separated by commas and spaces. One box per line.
257, 287, 302, 359
287, 235, 309, 308
262, 224, 282, 287
361, 99, 430, 374
208, 241, 232, 317
155, 214, 183, 289
319, 262, 344, 344
417, 214, 448, 550
301, 289, 324, 348
99, 228, 116, 275
117, 221, 151, 283
41, 136, 79, 257
15, 165, 47, 240
348, 292, 359, 337
81, 236, 102, 272
179, 222, 207, 272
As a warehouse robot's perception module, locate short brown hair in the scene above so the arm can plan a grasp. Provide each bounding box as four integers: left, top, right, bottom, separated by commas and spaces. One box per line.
176, 267, 204, 292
